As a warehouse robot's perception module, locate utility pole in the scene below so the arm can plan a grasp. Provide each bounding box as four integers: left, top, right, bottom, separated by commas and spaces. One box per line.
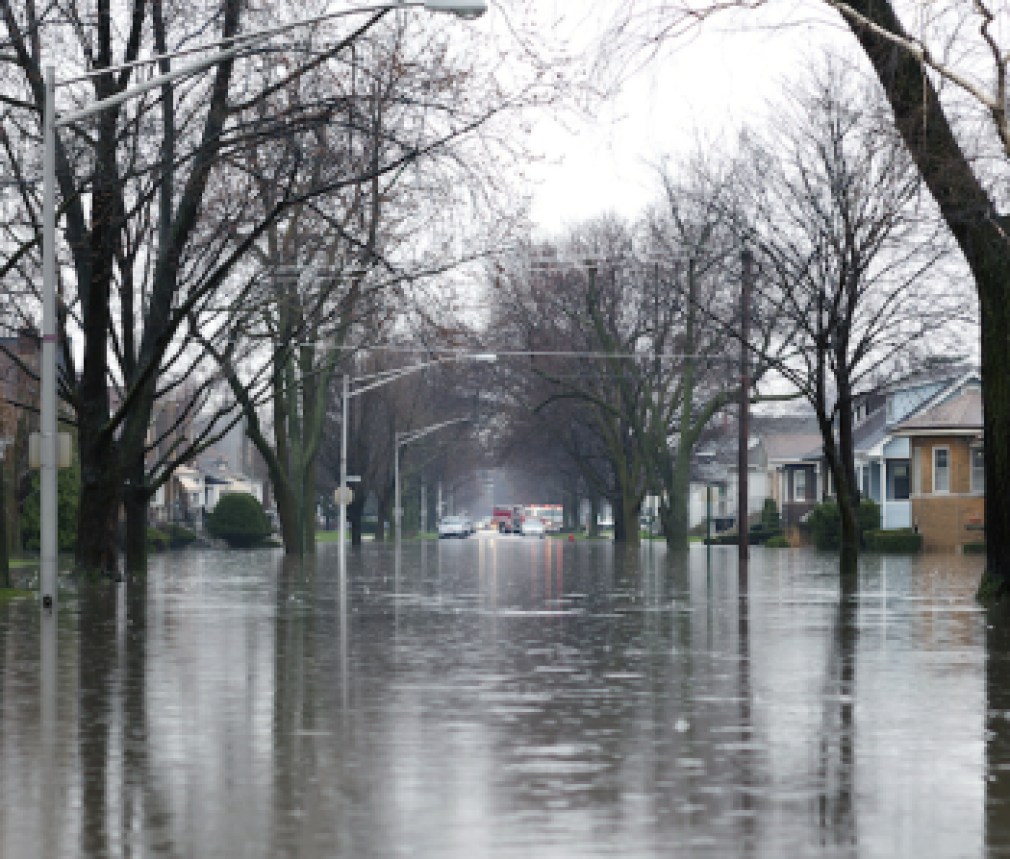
738, 248, 753, 562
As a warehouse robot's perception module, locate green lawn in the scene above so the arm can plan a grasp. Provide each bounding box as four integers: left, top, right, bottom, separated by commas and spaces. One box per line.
0, 588, 34, 603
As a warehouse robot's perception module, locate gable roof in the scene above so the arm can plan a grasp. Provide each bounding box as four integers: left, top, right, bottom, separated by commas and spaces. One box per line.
762, 433, 822, 463
893, 385, 982, 435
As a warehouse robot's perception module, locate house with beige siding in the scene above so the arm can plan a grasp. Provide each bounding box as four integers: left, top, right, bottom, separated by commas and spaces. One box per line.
893, 380, 984, 552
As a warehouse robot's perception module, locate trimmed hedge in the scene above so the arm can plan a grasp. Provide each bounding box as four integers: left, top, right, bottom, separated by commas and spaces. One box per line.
206, 492, 272, 548
865, 529, 923, 553
765, 535, 790, 548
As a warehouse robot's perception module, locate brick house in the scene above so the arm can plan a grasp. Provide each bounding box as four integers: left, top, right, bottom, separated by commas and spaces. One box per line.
893, 381, 984, 551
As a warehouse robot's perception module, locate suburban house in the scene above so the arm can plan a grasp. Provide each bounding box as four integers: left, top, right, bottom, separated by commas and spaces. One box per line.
147, 402, 271, 530
851, 371, 975, 531
682, 367, 985, 551
685, 413, 820, 533
161, 458, 265, 531
892, 379, 984, 551
761, 426, 822, 531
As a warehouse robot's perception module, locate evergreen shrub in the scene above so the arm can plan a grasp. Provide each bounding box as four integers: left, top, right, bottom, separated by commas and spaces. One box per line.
809, 499, 881, 550
206, 493, 272, 548
147, 527, 170, 552
21, 460, 80, 552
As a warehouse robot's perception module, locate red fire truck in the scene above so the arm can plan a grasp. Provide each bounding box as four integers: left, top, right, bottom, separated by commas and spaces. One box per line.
491, 505, 524, 534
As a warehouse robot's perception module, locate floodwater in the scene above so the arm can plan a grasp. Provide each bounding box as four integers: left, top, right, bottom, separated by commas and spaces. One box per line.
0, 537, 1004, 857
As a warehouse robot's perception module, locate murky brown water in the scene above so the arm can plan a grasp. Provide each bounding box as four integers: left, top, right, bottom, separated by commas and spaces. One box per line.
0, 539, 1000, 857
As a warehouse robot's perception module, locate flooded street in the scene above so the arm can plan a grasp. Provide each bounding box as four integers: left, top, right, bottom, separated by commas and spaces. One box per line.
0, 538, 1002, 857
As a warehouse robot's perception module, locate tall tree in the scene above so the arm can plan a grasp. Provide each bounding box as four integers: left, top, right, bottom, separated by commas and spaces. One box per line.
734, 65, 959, 565
603, 0, 1010, 596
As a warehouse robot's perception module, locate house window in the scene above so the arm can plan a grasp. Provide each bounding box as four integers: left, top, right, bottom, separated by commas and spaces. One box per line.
933, 447, 950, 494
971, 447, 985, 493
793, 469, 807, 502
889, 462, 910, 501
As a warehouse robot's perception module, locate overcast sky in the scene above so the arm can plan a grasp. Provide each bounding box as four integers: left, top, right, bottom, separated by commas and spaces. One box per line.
522, 1, 845, 235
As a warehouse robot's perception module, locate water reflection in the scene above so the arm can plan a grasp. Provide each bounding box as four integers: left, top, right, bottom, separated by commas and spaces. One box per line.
0, 543, 994, 857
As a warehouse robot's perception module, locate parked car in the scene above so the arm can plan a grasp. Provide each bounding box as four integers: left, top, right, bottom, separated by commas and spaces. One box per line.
521, 516, 546, 538
438, 516, 470, 539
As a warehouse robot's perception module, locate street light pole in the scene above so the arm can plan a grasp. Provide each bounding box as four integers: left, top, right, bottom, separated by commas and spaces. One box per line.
337, 357, 448, 555
394, 416, 469, 541
37, 0, 487, 610
40, 66, 57, 611
339, 372, 349, 550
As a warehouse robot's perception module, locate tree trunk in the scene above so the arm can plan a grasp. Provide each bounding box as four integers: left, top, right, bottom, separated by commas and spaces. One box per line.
978, 262, 1010, 597
348, 492, 365, 547
613, 492, 642, 548
123, 454, 149, 575
0, 462, 8, 588
835, 368, 861, 566
662, 447, 693, 550
273, 481, 300, 555
661, 492, 690, 551
77, 427, 120, 576
300, 451, 318, 556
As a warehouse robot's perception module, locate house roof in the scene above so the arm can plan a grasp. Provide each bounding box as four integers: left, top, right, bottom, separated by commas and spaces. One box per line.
763, 433, 822, 463
894, 385, 982, 435
852, 406, 887, 452
177, 474, 202, 493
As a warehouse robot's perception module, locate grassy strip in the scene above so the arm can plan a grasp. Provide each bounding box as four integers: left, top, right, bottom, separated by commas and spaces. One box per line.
0, 588, 34, 603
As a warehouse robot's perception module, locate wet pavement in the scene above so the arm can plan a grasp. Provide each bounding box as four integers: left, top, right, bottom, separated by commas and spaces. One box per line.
0, 537, 1003, 857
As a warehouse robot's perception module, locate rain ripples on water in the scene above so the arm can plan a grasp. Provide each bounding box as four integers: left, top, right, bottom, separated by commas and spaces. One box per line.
0, 538, 1004, 857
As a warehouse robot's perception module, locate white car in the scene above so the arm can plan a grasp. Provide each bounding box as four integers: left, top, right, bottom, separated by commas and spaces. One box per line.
438, 516, 470, 539
521, 516, 546, 538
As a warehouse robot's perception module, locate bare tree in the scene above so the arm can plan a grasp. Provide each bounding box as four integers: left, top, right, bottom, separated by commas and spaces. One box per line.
0, 1, 572, 573
730, 63, 965, 565
601, 0, 1010, 596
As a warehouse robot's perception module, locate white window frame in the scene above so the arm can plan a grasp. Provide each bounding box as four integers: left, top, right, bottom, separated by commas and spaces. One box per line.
793, 469, 806, 502
933, 446, 950, 495
971, 446, 985, 494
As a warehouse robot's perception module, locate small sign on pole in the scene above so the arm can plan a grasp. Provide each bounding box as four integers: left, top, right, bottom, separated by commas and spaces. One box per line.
333, 486, 354, 506
28, 432, 73, 468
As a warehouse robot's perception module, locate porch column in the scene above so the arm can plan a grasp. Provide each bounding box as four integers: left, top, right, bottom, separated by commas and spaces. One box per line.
879, 455, 886, 529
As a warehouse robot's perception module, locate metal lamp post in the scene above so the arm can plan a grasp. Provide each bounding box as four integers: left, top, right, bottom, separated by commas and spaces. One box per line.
38, 0, 486, 611
394, 417, 469, 542
337, 358, 445, 554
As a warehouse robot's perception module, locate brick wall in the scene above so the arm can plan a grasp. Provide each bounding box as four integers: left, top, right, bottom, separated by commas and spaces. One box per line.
910, 436, 984, 551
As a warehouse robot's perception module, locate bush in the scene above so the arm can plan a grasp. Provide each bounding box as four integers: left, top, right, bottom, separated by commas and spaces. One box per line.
206, 493, 272, 548
167, 524, 198, 548
21, 460, 80, 552
760, 498, 781, 530
865, 529, 923, 553
765, 535, 790, 548
809, 499, 881, 551
147, 527, 170, 552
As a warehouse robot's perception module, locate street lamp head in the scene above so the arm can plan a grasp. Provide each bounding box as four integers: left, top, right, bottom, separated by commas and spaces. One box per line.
422, 0, 487, 18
